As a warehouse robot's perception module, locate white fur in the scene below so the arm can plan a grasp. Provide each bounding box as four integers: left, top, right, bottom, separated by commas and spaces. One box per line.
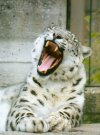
0, 84, 23, 132
0, 27, 91, 133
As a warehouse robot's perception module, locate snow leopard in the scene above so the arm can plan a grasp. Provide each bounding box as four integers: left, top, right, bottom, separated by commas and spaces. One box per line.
0, 26, 92, 133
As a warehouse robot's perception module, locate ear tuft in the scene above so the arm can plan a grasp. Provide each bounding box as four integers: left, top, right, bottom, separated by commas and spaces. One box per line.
82, 46, 92, 58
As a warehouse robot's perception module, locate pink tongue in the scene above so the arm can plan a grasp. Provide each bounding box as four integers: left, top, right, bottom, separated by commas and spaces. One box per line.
38, 55, 55, 72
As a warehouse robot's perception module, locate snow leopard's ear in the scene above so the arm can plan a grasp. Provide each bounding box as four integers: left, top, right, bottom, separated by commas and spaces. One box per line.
81, 46, 92, 58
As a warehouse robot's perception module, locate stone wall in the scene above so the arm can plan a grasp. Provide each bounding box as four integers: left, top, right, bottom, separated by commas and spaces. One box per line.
84, 87, 100, 123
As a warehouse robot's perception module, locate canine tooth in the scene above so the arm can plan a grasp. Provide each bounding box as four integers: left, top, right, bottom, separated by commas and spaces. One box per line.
38, 65, 40, 68
54, 47, 58, 52
45, 42, 49, 47
43, 71, 47, 73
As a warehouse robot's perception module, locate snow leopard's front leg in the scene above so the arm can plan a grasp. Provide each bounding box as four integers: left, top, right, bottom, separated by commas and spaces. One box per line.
6, 102, 49, 133
47, 103, 82, 132
6, 93, 49, 133
6, 83, 50, 133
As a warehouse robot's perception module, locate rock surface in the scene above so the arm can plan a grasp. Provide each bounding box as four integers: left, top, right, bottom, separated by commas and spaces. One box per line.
0, 124, 100, 135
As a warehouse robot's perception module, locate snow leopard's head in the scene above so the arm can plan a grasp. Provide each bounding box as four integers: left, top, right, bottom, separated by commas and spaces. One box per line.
31, 26, 92, 79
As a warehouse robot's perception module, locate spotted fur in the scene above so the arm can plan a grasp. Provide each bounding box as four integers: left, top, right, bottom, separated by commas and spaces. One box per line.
0, 26, 92, 133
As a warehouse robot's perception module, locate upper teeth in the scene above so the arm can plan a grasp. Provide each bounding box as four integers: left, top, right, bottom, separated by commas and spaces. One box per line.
45, 42, 49, 47
54, 47, 58, 52
45, 41, 58, 52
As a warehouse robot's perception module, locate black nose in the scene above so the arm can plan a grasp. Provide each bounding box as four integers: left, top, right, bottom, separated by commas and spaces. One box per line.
53, 33, 56, 40
60, 46, 65, 51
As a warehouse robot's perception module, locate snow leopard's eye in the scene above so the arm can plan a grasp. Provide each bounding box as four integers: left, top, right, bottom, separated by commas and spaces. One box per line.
56, 35, 62, 39
37, 40, 63, 76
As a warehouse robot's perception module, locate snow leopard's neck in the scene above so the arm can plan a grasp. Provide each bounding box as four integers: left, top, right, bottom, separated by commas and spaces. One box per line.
27, 63, 86, 92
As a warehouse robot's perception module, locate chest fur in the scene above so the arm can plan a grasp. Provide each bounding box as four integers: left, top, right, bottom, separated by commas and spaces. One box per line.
26, 81, 76, 107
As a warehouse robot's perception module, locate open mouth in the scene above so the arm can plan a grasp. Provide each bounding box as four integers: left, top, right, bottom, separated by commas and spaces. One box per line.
37, 40, 63, 76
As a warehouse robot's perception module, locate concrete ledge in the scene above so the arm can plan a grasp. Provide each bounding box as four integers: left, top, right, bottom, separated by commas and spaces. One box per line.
1, 124, 100, 135
84, 87, 100, 123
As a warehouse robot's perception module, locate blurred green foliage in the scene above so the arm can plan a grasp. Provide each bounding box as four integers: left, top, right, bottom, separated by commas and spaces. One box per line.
84, 14, 100, 85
